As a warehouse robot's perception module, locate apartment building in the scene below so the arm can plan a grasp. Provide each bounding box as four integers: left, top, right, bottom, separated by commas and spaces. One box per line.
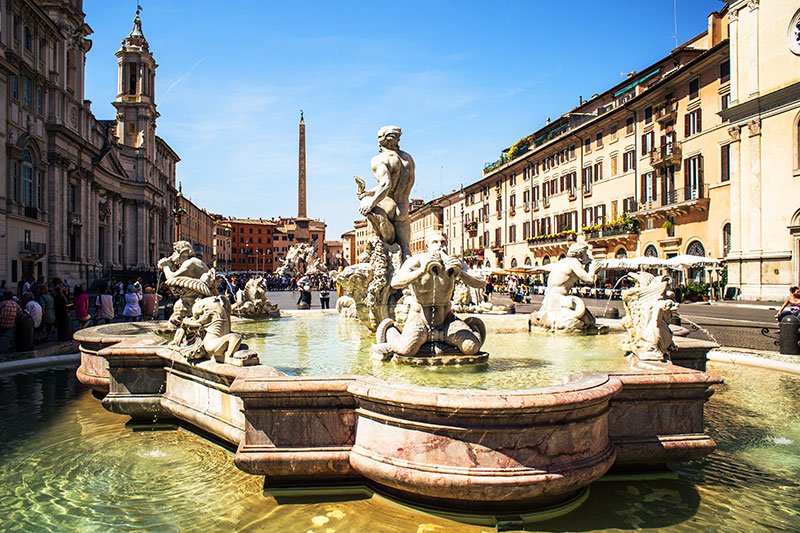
441, 8, 734, 284
226, 218, 276, 272
177, 193, 214, 262
409, 200, 444, 254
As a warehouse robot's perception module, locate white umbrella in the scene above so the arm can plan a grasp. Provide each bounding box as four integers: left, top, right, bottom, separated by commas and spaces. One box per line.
594, 256, 672, 270
666, 254, 721, 268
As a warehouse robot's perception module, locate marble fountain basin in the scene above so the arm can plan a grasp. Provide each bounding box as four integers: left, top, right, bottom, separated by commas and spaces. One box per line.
74, 316, 720, 515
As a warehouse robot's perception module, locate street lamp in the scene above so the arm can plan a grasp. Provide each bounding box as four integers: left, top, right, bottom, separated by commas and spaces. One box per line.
171, 184, 187, 242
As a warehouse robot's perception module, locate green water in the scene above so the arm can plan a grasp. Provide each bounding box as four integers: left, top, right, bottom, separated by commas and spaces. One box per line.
235, 315, 629, 389
0, 359, 798, 531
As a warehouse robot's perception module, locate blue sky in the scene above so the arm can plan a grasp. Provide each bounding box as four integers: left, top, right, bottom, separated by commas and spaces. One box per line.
84, 0, 722, 238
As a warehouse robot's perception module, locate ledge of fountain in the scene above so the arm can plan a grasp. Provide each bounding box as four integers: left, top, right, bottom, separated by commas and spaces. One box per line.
74, 319, 723, 514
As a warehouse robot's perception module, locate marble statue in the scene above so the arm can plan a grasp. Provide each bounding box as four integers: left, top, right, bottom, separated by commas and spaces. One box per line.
335, 295, 358, 319
181, 295, 259, 366
355, 125, 415, 258
372, 231, 487, 362
231, 276, 280, 319
158, 240, 257, 366
337, 125, 417, 330
451, 280, 515, 315
276, 242, 326, 280
158, 241, 217, 346
532, 242, 602, 333
620, 271, 677, 362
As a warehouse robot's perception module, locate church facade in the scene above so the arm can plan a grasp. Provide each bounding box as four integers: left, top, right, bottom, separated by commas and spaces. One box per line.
1, 1, 178, 292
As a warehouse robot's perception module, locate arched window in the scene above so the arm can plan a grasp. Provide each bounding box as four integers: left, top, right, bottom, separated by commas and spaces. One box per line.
722, 223, 732, 257
484, 260, 491, 268
559, 254, 566, 260
615, 247, 628, 258
510, 258, 518, 268
644, 245, 658, 257
524, 256, 532, 266
687, 240, 706, 282
22, 149, 34, 207
687, 240, 705, 257
542, 256, 551, 265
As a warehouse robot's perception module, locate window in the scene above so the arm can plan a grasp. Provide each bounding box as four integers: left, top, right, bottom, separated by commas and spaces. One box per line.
36, 86, 43, 114
720, 60, 730, 83
625, 117, 635, 134
13, 15, 19, 41
641, 172, 656, 203
582, 166, 592, 193
593, 162, 603, 182
584, 137, 591, 153
644, 245, 658, 258
22, 77, 31, 108
509, 173, 516, 186
685, 109, 702, 136
22, 149, 33, 207
721, 93, 731, 111
645, 106, 653, 124
610, 124, 618, 142
720, 144, 730, 182
11, 75, 18, 100
641, 131, 655, 155
610, 154, 618, 176
523, 221, 531, 240
23, 26, 31, 51
689, 77, 700, 100
685, 155, 703, 199
623, 150, 635, 172
68, 183, 77, 213
722, 223, 732, 256
569, 144, 575, 159
595, 131, 603, 148
509, 225, 517, 243
509, 193, 516, 209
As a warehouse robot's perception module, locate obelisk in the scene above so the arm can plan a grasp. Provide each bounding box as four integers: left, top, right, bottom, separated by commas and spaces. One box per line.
298, 110, 307, 219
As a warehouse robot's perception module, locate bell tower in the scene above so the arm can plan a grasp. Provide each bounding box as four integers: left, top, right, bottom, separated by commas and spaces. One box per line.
112, 7, 159, 157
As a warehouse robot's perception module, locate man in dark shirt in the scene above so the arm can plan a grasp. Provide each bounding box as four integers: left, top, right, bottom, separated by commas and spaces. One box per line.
0, 291, 22, 353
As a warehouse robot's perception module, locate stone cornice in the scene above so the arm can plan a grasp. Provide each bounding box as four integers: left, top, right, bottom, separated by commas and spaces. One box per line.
720, 81, 800, 123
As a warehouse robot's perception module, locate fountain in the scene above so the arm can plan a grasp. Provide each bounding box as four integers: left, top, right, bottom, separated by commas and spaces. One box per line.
530, 242, 608, 334
72, 126, 723, 522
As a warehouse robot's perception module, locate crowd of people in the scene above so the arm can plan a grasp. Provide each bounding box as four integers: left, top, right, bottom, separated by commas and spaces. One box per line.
0, 275, 171, 355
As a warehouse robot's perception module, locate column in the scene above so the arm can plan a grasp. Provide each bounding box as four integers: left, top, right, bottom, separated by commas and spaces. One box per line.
727, 127, 742, 256
136, 201, 147, 267
747, 120, 762, 255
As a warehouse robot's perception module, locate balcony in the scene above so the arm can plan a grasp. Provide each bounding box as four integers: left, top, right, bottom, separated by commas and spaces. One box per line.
654, 101, 678, 123
585, 221, 639, 252
19, 241, 46, 257
650, 142, 682, 169
527, 230, 577, 250
635, 185, 709, 217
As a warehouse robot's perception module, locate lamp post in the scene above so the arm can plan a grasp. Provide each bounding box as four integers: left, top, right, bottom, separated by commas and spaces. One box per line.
171, 185, 187, 243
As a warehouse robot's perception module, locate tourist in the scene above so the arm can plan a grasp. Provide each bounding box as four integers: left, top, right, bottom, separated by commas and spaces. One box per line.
0, 291, 22, 353
141, 286, 161, 320
319, 280, 331, 309
52, 280, 71, 342
95, 286, 115, 325
38, 286, 56, 335
775, 286, 800, 322
123, 285, 143, 321
483, 277, 494, 303
23, 293, 43, 334
74, 286, 91, 330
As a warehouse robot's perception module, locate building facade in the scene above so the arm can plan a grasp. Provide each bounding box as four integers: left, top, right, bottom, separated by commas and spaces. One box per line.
722, 0, 800, 299
177, 192, 214, 262
227, 218, 276, 273
341, 230, 355, 266
409, 200, 443, 254
211, 215, 231, 272
2, 3, 179, 291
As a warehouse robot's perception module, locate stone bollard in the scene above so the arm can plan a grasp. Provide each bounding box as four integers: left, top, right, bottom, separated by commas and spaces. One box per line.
779, 315, 800, 355
605, 308, 620, 319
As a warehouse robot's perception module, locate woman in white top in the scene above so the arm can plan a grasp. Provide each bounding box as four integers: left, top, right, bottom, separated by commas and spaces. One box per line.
122, 284, 143, 321
96, 287, 115, 324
